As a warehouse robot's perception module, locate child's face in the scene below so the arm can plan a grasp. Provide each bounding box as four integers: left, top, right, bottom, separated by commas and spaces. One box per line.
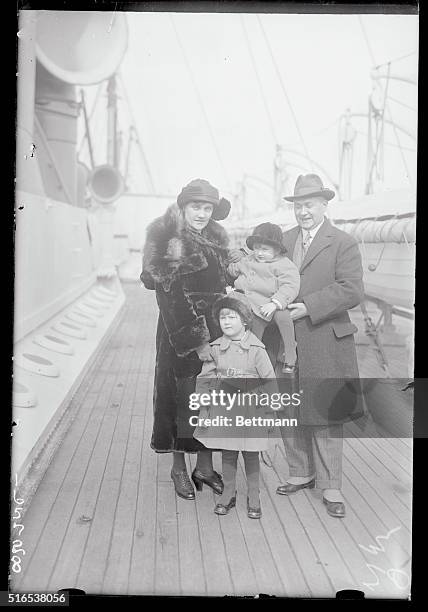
219, 308, 245, 339
253, 242, 279, 262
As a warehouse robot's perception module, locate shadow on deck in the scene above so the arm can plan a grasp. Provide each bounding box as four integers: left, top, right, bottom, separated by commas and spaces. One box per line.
11, 283, 412, 598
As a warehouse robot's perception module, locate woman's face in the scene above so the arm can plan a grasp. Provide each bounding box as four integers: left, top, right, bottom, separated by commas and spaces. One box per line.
183, 201, 214, 231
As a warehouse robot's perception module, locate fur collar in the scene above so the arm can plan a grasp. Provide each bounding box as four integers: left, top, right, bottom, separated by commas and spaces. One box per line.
143, 203, 229, 290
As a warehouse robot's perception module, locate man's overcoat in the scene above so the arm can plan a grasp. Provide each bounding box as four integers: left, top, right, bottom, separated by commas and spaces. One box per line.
282, 219, 365, 425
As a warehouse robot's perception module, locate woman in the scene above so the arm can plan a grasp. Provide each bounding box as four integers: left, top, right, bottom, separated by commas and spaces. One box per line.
141, 178, 234, 500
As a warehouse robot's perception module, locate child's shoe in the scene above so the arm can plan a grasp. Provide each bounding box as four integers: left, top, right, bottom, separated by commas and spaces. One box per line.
214, 492, 237, 515
247, 496, 262, 519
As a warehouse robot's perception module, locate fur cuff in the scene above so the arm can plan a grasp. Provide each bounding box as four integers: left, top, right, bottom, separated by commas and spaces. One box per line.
170, 316, 210, 357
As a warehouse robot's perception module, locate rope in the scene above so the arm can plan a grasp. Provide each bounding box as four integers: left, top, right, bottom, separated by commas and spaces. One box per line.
385, 104, 413, 185
388, 95, 417, 113
256, 15, 314, 171
78, 84, 103, 158
359, 301, 391, 377
358, 16, 414, 186
354, 130, 416, 152
240, 15, 278, 145
374, 50, 417, 68
170, 14, 233, 194
117, 72, 156, 193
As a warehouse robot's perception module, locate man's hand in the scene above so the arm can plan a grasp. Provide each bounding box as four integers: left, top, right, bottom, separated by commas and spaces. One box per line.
195, 343, 213, 361
260, 302, 277, 318
228, 248, 245, 264
288, 302, 308, 320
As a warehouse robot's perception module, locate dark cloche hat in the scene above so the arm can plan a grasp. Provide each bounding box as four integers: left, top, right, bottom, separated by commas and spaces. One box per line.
283, 173, 335, 202
246, 222, 286, 253
212, 291, 253, 326
177, 178, 231, 221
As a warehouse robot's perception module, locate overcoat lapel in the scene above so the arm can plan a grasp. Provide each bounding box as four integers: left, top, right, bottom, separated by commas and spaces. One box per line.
282, 225, 300, 257
300, 219, 335, 272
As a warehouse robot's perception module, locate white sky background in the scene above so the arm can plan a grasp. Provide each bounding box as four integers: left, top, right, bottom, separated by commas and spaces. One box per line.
82, 11, 418, 221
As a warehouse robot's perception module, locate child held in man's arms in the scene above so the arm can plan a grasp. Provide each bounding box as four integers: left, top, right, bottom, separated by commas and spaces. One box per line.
228, 222, 300, 374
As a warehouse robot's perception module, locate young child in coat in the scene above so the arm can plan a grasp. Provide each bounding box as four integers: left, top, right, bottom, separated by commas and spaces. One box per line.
228, 222, 300, 374
193, 291, 277, 519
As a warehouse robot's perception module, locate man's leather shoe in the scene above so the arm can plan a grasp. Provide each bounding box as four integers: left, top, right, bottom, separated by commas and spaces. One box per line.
323, 497, 346, 518
171, 469, 195, 500
276, 479, 315, 495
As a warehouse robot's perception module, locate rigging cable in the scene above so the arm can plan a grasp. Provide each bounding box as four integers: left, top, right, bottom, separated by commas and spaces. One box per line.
374, 50, 417, 68
354, 130, 416, 152
170, 14, 233, 194
256, 15, 314, 171
387, 95, 417, 113
357, 16, 413, 185
117, 72, 156, 193
78, 83, 103, 158
240, 15, 278, 145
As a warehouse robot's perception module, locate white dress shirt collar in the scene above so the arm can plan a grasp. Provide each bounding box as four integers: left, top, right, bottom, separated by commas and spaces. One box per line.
302, 217, 326, 241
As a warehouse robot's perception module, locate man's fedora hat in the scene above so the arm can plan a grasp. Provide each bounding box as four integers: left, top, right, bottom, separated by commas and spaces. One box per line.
283, 174, 335, 202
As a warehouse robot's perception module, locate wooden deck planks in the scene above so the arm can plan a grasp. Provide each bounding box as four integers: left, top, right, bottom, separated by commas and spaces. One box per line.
13, 284, 412, 598
15, 341, 127, 592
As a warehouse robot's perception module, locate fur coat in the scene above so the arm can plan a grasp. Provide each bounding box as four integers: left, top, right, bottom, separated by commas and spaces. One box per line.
141, 204, 230, 452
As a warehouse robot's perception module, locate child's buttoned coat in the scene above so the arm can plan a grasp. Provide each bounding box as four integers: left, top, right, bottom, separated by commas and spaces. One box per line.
193, 331, 277, 451
228, 253, 300, 321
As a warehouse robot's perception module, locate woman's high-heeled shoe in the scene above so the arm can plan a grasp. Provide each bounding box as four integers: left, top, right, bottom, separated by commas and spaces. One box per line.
171, 469, 195, 500
191, 469, 224, 495
214, 493, 237, 515
247, 496, 262, 519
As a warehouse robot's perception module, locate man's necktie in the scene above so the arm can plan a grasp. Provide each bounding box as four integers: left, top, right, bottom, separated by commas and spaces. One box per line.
302, 231, 312, 255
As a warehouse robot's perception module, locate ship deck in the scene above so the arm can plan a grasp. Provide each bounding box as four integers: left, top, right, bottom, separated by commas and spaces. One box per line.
12, 283, 412, 598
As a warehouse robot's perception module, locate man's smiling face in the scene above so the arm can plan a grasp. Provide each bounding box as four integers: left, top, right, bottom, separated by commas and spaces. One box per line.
294, 196, 327, 230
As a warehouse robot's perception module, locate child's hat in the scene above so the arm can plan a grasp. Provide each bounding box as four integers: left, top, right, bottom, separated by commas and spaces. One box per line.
246, 222, 287, 253
212, 291, 253, 326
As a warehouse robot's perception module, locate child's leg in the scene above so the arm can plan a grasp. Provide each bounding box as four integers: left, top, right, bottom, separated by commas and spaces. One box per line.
242, 450, 260, 508
218, 450, 239, 504
273, 310, 297, 365
251, 315, 268, 342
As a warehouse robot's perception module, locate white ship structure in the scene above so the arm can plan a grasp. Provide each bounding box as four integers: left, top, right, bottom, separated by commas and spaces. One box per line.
14, 11, 130, 488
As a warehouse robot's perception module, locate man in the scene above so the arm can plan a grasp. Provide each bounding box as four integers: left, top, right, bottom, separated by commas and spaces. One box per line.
276, 174, 364, 518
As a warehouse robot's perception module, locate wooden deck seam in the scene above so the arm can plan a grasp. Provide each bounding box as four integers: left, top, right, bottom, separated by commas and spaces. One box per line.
12, 343, 120, 591
73, 305, 147, 591
99, 313, 148, 592
46, 309, 140, 591
261, 452, 335, 595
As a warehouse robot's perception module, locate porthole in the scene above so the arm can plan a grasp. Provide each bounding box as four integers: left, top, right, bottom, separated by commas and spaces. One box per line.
14, 353, 60, 377
13, 381, 37, 407
75, 303, 103, 318
65, 311, 97, 327
91, 289, 115, 302
33, 334, 74, 355
94, 287, 117, 299
52, 321, 87, 339
83, 297, 110, 310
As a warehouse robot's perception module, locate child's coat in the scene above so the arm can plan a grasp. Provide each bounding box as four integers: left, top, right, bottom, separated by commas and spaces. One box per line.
193, 330, 277, 451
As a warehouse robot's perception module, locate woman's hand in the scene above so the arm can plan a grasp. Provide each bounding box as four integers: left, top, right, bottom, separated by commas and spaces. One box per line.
195, 343, 213, 361
228, 248, 245, 264
260, 302, 277, 318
